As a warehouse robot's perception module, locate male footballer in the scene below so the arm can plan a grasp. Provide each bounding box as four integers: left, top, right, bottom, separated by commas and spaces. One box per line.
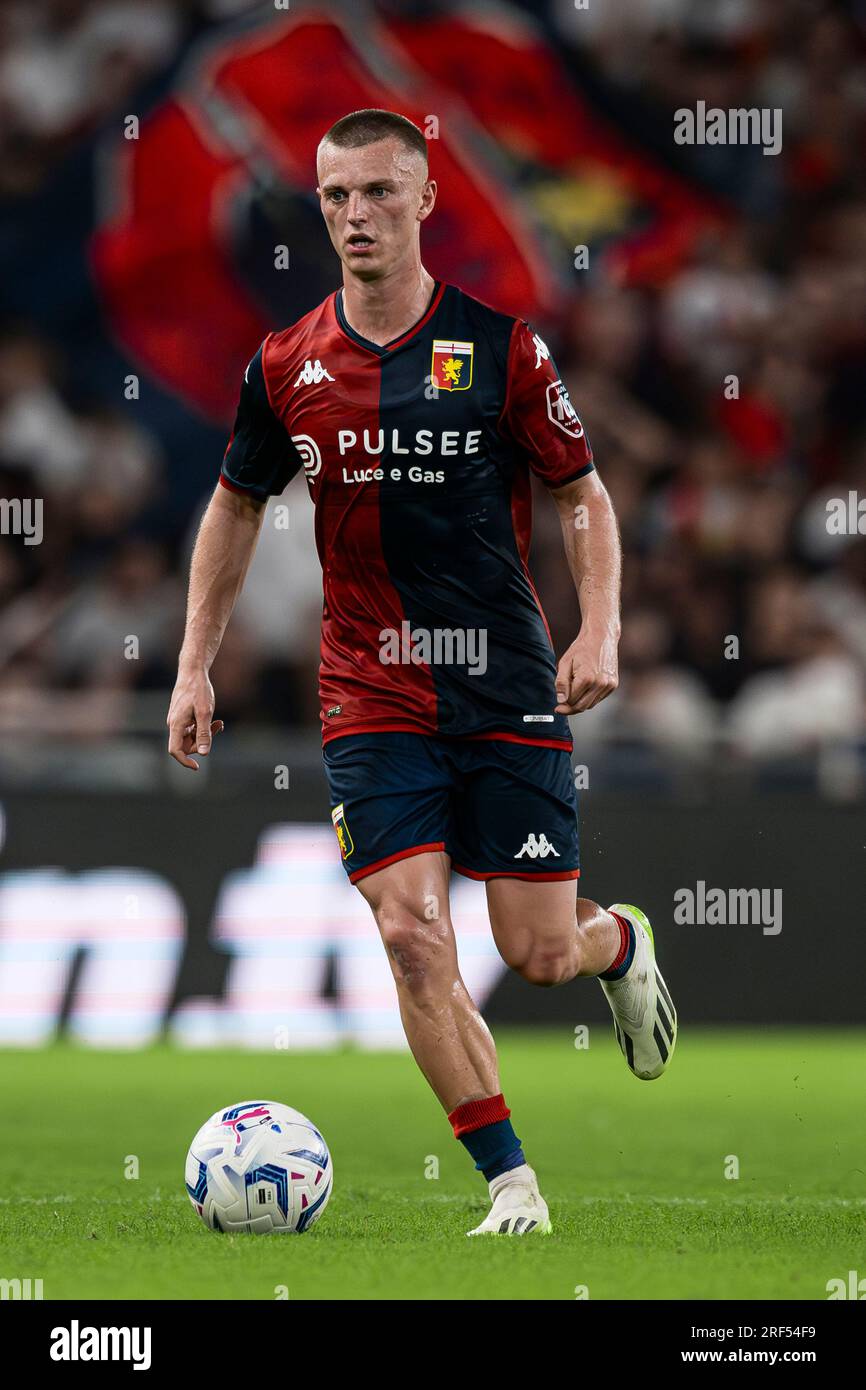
167, 109, 677, 1236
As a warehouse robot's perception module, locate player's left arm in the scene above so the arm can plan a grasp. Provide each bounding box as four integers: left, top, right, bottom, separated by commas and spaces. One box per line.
549, 469, 621, 715
499, 318, 621, 715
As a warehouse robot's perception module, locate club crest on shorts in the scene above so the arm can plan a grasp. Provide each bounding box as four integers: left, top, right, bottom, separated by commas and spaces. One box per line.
431, 339, 474, 392
331, 803, 354, 859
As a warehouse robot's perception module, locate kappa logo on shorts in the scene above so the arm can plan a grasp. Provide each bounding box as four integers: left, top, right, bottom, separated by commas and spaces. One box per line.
514, 832, 560, 860
331, 803, 354, 859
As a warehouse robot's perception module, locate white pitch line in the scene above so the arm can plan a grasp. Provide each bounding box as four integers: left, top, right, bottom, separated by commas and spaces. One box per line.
388, 1193, 866, 1209
0, 1193, 188, 1206
1, 1193, 863, 1209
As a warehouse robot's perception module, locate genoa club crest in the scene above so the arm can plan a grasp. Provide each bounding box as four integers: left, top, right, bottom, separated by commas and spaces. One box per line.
432, 339, 474, 392
331, 803, 354, 859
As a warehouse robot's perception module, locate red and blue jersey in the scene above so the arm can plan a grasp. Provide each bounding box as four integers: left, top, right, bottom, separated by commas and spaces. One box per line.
220, 280, 594, 746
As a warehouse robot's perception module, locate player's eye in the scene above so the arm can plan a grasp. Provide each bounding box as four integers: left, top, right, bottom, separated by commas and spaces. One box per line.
326, 190, 346, 202
369, 187, 387, 198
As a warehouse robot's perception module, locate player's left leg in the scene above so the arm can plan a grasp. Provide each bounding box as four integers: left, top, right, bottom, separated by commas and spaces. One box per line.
452, 739, 677, 1081
484, 880, 621, 983
486, 881, 677, 1080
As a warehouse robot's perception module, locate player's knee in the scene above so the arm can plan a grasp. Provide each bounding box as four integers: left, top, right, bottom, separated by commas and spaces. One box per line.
512, 947, 574, 988
375, 904, 452, 992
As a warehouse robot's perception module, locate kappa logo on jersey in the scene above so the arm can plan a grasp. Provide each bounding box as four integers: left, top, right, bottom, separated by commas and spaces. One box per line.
331, 803, 354, 859
546, 379, 585, 439
431, 339, 474, 392
294, 359, 335, 386
514, 832, 560, 860
291, 433, 322, 479
532, 332, 550, 369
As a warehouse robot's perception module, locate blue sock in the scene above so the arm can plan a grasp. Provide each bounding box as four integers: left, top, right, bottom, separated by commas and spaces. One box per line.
599, 914, 636, 980
458, 1118, 525, 1182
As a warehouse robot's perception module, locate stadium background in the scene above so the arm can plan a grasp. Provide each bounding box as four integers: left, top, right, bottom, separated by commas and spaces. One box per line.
1, 0, 865, 1047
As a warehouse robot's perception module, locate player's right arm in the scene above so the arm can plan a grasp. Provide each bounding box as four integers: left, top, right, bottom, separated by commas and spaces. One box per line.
167, 485, 266, 769
167, 339, 301, 770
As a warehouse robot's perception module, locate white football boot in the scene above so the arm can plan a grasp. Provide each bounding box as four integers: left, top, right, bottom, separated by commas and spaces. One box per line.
599, 902, 677, 1080
466, 1164, 552, 1237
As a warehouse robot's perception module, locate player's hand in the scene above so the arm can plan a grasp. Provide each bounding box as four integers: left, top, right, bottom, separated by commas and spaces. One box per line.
555, 632, 619, 715
166, 669, 224, 770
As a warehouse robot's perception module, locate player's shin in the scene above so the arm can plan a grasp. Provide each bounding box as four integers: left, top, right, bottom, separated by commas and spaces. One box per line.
575, 897, 628, 977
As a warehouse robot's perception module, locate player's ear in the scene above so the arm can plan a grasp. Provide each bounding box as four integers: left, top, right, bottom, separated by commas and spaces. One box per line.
418, 179, 437, 220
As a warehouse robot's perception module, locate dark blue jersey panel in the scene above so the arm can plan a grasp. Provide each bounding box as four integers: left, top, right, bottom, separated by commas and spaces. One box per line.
221, 341, 302, 500
374, 287, 572, 742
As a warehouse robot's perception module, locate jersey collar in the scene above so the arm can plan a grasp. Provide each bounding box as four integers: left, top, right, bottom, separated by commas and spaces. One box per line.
333, 279, 445, 357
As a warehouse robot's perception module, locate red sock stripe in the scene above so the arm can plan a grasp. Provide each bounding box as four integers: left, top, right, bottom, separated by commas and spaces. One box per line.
606, 911, 631, 973
448, 1092, 511, 1139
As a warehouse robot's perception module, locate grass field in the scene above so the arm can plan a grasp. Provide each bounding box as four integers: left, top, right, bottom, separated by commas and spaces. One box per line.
1, 1029, 864, 1301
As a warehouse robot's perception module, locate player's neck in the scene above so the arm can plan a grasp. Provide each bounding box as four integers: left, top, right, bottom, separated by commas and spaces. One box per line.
340, 263, 436, 347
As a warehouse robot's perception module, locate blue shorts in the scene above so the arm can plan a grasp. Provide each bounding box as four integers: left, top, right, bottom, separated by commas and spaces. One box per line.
322, 732, 580, 885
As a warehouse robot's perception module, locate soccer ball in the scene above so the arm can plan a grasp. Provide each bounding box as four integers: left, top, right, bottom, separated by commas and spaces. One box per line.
184, 1100, 333, 1234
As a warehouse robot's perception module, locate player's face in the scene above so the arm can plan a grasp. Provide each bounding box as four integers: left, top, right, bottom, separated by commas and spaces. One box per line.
316, 137, 435, 280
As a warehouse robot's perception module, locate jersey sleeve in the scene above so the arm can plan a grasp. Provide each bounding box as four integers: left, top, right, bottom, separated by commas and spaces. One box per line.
219, 339, 303, 500
499, 319, 594, 488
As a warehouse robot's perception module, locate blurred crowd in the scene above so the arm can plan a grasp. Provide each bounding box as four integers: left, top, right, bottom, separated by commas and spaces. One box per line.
1, 0, 865, 763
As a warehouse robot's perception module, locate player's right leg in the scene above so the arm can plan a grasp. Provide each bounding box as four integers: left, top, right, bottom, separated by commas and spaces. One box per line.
357, 847, 497, 1110
322, 731, 550, 1235
356, 850, 550, 1237
323, 733, 499, 1108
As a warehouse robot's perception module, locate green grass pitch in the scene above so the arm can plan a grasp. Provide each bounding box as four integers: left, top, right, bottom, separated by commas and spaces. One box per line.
1, 1029, 864, 1300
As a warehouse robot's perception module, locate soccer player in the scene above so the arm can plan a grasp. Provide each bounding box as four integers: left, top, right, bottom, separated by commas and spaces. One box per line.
167, 109, 677, 1236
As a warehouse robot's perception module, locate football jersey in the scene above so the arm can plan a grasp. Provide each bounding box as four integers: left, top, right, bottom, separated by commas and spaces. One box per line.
220, 280, 594, 747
